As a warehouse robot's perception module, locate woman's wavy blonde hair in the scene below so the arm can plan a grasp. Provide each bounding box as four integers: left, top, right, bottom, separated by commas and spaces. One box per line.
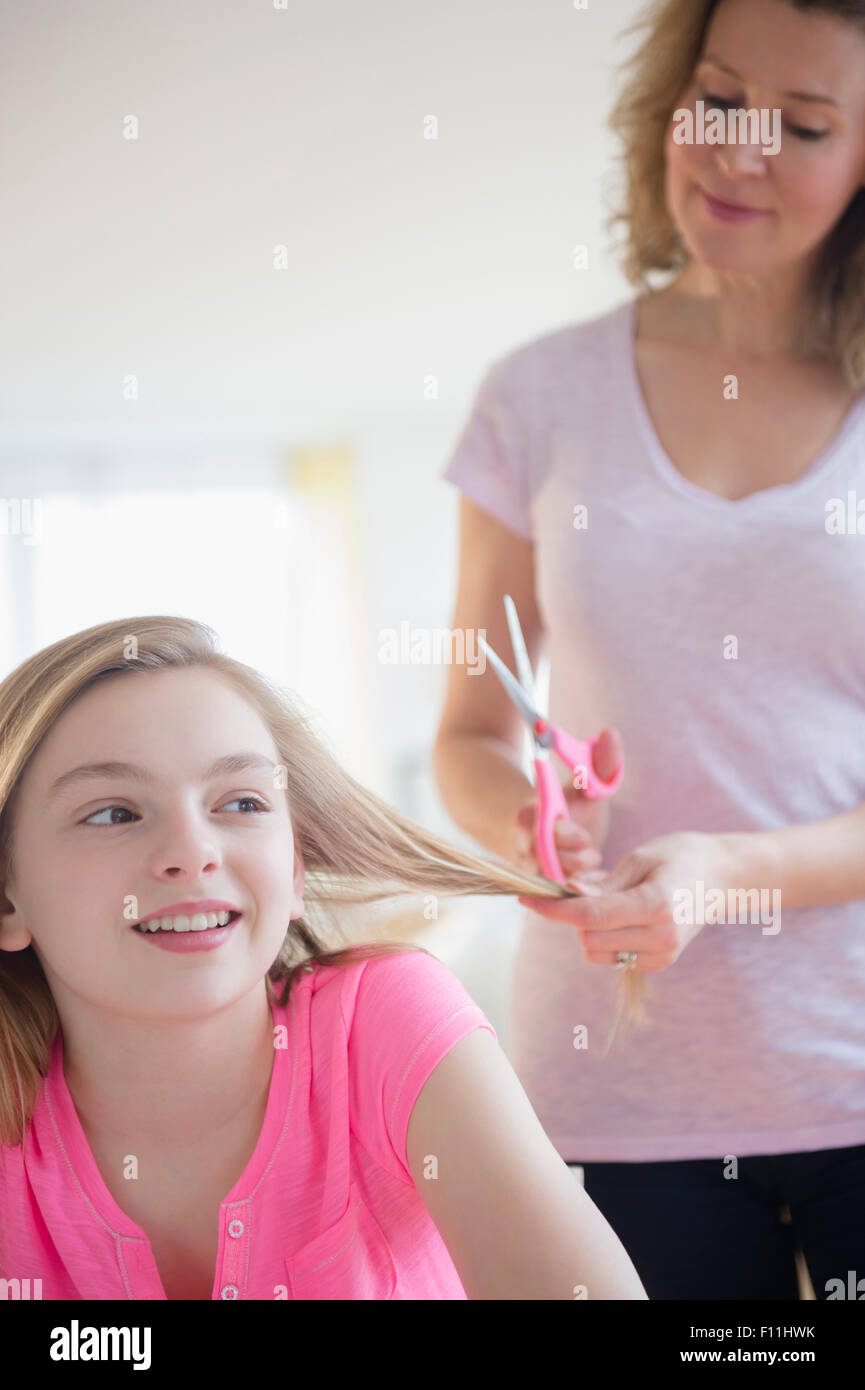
0, 615, 646, 1150
605, 0, 865, 386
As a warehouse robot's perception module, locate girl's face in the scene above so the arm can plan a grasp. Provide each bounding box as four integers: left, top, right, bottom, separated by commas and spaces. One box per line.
663, 0, 865, 280
0, 666, 304, 1022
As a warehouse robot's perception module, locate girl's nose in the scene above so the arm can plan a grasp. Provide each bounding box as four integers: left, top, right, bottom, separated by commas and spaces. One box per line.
151, 814, 223, 877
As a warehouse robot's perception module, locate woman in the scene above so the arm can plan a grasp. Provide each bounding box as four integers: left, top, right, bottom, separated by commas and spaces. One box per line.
434, 0, 865, 1300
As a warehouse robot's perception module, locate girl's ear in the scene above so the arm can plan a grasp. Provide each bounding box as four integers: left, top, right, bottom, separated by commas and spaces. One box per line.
0, 889, 32, 952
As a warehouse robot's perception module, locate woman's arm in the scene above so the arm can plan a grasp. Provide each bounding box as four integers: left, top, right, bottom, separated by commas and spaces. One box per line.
406, 1027, 648, 1300
433, 497, 616, 867
724, 800, 865, 909
433, 497, 543, 862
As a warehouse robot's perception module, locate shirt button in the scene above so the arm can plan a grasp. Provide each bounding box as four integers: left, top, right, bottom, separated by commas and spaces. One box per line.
228, 1219, 244, 1238
220, 1285, 239, 1300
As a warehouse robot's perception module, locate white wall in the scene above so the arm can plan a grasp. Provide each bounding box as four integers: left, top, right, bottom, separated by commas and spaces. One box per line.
0, 0, 644, 1039
0, 0, 639, 426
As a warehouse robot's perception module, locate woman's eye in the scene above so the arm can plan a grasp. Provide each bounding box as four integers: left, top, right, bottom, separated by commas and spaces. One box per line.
790, 125, 829, 142
699, 90, 828, 142
82, 796, 268, 825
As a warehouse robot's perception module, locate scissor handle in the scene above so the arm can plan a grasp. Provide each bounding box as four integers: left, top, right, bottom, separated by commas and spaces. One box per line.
533, 759, 569, 883
550, 728, 624, 799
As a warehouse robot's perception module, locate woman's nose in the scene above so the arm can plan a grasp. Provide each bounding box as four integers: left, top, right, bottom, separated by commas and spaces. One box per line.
714, 136, 768, 181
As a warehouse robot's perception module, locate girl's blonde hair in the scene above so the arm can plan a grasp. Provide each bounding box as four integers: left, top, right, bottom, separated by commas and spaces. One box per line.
604, 0, 865, 386
0, 615, 646, 1150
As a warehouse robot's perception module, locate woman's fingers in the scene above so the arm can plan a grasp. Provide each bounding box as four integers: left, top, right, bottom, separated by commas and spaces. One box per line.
518, 883, 663, 927
556, 845, 603, 877
554, 818, 593, 848
512, 798, 600, 876
515, 727, 624, 869
579, 926, 661, 953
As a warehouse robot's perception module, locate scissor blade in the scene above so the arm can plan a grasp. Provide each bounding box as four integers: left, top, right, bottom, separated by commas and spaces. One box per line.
477, 635, 541, 728
503, 593, 539, 709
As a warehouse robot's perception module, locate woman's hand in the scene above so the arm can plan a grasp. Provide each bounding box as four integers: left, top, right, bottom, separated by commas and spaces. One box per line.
508, 727, 623, 879
518, 830, 738, 971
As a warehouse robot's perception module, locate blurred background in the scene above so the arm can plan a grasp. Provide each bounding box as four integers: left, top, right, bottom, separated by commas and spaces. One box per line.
0, 0, 642, 1048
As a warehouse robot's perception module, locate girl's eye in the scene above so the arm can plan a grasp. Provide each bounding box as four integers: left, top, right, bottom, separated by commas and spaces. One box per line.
699, 90, 829, 142
220, 797, 269, 814
84, 806, 137, 826
82, 796, 269, 825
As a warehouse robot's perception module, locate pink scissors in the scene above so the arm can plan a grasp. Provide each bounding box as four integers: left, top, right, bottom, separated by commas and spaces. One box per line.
478, 594, 624, 884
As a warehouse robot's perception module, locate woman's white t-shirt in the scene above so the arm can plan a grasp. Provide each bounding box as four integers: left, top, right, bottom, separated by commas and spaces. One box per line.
443, 296, 865, 1161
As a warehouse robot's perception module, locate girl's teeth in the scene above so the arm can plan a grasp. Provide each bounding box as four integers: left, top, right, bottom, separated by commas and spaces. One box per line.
141, 910, 233, 933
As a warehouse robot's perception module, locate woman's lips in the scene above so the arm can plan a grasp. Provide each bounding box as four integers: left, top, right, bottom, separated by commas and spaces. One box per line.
701, 187, 768, 222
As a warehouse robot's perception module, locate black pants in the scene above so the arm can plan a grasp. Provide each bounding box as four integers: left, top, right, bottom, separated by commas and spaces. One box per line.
568, 1143, 865, 1300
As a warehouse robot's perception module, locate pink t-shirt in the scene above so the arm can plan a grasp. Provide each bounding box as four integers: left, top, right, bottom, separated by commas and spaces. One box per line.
443, 295, 865, 1163
0, 948, 496, 1299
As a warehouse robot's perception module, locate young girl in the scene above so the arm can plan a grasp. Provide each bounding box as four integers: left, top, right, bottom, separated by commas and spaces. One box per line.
0, 614, 646, 1301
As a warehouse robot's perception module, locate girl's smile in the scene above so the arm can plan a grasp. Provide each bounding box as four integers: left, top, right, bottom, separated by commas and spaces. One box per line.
131, 911, 242, 952
131, 900, 241, 931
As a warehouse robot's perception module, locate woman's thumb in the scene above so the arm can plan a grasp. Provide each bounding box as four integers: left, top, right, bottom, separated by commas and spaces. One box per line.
577, 850, 644, 897
592, 727, 624, 782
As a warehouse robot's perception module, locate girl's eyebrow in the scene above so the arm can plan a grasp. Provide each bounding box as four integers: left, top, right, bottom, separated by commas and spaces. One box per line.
46, 752, 277, 806
701, 52, 842, 108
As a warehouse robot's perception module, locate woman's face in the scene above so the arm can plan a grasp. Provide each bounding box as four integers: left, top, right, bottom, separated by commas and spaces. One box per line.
0, 666, 304, 1022
664, 0, 865, 279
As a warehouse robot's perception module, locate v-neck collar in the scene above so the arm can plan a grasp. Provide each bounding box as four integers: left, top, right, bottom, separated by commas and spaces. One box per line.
619, 296, 865, 513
